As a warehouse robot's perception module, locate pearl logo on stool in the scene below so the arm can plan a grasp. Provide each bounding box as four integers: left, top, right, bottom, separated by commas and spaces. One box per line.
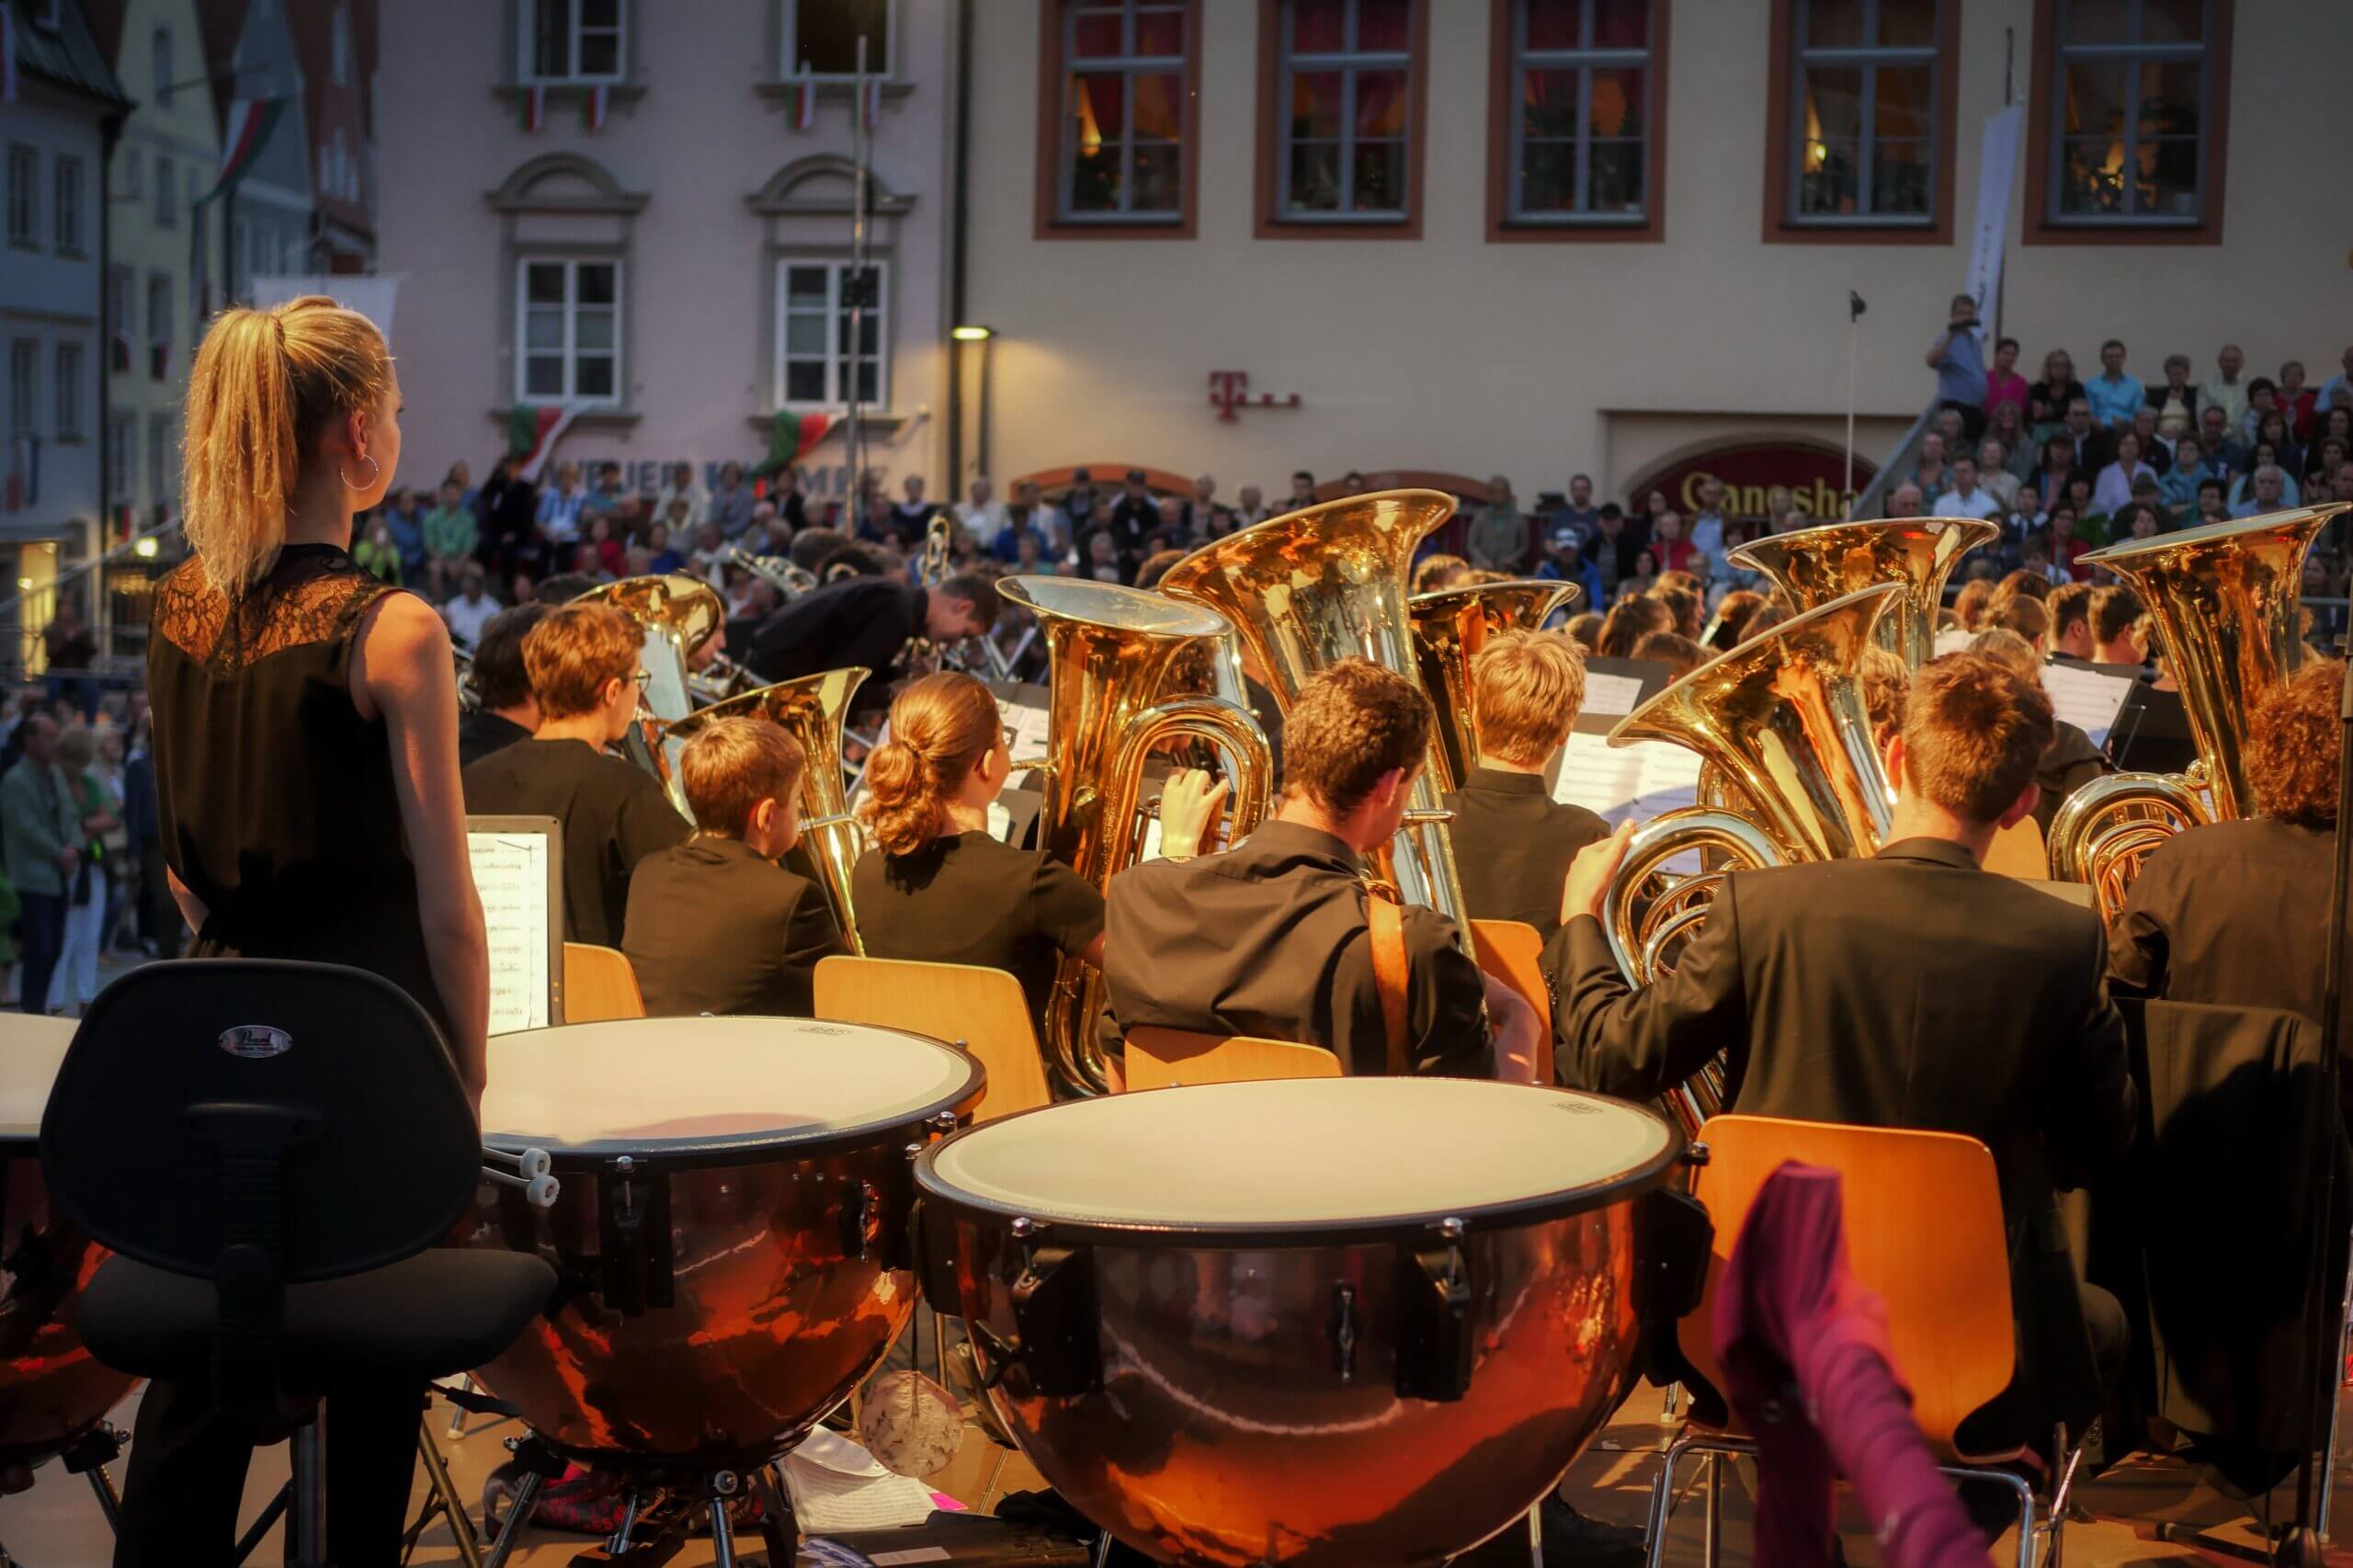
217, 1025, 293, 1060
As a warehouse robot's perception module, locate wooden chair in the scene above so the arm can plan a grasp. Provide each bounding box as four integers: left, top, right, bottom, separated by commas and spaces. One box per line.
1645, 1114, 2065, 1568
1469, 917, 1552, 1085
1122, 1026, 1340, 1090
1984, 813, 2048, 880
813, 955, 1052, 1121
562, 943, 644, 1023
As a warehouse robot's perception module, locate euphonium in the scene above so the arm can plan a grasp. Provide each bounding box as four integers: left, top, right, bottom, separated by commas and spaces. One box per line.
1725, 517, 1998, 667
659, 667, 871, 952
1408, 578, 1581, 790
720, 543, 817, 598
571, 573, 725, 802
997, 576, 1275, 1095
2046, 505, 2342, 919
1160, 490, 1472, 919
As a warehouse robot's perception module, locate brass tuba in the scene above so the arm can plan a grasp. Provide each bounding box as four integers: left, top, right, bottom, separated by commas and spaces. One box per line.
2046, 505, 2341, 919
1408, 578, 1581, 790
1160, 491, 1472, 919
1597, 584, 1902, 1134
997, 576, 1276, 1094
571, 573, 725, 803
658, 667, 871, 952
1726, 517, 1998, 668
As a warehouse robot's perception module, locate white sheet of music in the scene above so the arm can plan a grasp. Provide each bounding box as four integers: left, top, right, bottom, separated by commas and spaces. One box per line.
1934, 627, 1974, 657
471, 832, 552, 1035
995, 698, 1053, 764
1580, 670, 1646, 719
2040, 663, 2136, 746
1552, 731, 1704, 827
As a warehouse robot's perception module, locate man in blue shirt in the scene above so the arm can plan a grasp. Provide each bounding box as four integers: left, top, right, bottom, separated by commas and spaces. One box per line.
2085, 339, 2145, 433
1550, 472, 1602, 543
1926, 294, 1988, 444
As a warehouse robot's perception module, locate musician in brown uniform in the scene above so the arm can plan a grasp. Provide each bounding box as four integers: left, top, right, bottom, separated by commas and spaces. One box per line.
1102, 659, 1540, 1080
623, 717, 846, 1017
1556, 654, 2133, 1459
1441, 630, 1607, 941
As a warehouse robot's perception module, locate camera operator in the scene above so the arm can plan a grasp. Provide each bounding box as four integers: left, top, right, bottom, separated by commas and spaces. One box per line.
1927, 292, 1989, 445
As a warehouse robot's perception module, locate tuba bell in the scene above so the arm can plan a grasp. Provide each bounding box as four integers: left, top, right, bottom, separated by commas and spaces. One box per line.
997, 576, 1275, 1095
1408, 578, 1581, 791
2046, 505, 2341, 919
570, 573, 726, 805
658, 667, 871, 952
1160, 490, 1472, 919
1726, 517, 1998, 668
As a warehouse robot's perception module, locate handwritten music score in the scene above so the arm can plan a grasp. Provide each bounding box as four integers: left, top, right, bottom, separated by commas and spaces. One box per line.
1552, 731, 1703, 827
2040, 662, 2137, 747
471, 830, 553, 1035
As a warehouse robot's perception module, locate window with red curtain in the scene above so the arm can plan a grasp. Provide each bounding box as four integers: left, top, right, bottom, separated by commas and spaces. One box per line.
1503, 0, 1655, 225
1053, 1, 1194, 226
1273, 0, 1416, 221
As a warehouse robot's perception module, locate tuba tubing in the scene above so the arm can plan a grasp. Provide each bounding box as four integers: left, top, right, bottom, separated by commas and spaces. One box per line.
1408, 578, 1581, 792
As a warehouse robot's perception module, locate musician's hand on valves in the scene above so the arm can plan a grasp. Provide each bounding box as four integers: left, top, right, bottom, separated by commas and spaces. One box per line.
1157, 768, 1231, 862
1562, 819, 1637, 927
1482, 973, 1542, 1085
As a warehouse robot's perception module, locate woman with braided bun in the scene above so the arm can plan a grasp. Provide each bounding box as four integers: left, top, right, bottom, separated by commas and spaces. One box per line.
848, 671, 1224, 1040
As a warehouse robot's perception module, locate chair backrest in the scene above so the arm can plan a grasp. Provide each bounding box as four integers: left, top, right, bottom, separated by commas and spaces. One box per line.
1122, 1025, 1342, 1090
1469, 917, 1552, 1083
564, 942, 646, 1023
814, 955, 1051, 1120
1680, 1114, 2017, 1452
41, 960, 480, 1286
1983, 814, 2046, 880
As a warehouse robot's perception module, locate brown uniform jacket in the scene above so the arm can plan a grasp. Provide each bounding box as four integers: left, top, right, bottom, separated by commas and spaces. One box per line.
1553, 836, 2133, 1447
1442, 766, 1608, 941
1101, 820, 1497, 1077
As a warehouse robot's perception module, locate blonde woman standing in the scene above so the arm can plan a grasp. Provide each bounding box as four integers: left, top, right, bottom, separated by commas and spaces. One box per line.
128, 296, 487, 1565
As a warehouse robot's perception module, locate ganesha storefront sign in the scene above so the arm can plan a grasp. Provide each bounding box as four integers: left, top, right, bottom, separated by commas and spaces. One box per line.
1633, 440, 1878, 521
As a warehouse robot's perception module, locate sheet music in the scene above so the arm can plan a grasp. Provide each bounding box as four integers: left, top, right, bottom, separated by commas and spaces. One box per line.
471, 831, 551, 1035
986, 801, 1014, 841
1934, 627, 1973, 657
995, 698, 1052, 764
1552, 731, 1703, 827
2040, 662, 2136, 747
1580, 670, 1645, 719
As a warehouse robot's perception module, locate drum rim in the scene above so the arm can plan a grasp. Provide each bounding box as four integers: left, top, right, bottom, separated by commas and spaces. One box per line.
482, 1017, 985, 1169
915, 1084, 1683, 1245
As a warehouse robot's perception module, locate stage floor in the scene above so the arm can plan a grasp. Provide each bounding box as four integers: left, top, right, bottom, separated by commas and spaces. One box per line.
6, 1382, 2344, 1564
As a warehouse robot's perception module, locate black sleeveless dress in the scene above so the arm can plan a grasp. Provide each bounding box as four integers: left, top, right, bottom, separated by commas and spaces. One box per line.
148, 542, 449, 1037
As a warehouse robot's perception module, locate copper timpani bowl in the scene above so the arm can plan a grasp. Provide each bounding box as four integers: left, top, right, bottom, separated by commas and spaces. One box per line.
2, 1017, 137, 1474
468, 1017, 983, 1470
915, 1077, 1687, 1567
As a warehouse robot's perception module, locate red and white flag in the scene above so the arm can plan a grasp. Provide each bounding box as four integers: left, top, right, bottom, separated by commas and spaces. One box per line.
791, 76, 815, 131
513, 405, 578, 485
584, 82, 608, 131
518, 83, 544, 132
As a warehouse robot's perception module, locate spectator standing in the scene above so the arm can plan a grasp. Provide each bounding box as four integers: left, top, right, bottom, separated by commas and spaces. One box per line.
1687, 475, 1729, 564
39, 599, 99, 722
443, 566, 498, 649
954, 477, 1006, 554
707, 461, 756, 540
1984, 336, 2029, 423
422, 479, 478, 600
1925, 294, 1988, 442
2086, 339, 2144, 433
2202, 344, 2251, 433
2145, 353, 2200, 440
1932, 457, 2001, 522
45, 725, 116, 1016
1104, 470, 1160, 572
2029, 348, 2086, 431
1466, 477, 1529, 571
2094, 432, 2158, 515
1, 715, 78, 1013
477, 456, 541, 579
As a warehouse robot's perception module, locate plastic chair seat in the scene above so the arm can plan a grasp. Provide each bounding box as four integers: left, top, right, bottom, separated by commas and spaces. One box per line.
80, 1249, 555, 1386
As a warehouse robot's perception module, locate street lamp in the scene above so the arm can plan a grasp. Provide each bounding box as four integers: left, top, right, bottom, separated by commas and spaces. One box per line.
951, 326, 997, 483
950, 324, 994, 342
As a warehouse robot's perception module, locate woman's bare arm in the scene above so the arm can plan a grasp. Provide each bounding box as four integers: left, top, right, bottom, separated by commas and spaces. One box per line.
352, 593, 489, 1106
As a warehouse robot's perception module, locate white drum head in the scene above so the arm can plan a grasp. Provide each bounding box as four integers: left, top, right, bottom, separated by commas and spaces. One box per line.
0, 1015, 78, 1144
923, 1079, 1674, 1236
483, 1017, 980, 1160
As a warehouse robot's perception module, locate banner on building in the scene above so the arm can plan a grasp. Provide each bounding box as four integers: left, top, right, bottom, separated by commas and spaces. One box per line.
249, 275, 401, 348
203, 97, 290, 204
1962, 104, 2025, 324
1631, 440, 1880, 524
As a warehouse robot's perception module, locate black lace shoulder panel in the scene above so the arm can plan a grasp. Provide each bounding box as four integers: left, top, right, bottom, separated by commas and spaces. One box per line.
155, 546, 397, 674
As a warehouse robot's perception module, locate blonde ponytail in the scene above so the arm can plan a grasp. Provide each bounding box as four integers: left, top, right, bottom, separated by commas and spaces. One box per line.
855, 672, 1001, 858
182, 296, 392, 594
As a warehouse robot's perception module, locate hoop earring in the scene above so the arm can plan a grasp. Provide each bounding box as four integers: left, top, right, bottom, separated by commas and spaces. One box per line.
340, 454, 381, 492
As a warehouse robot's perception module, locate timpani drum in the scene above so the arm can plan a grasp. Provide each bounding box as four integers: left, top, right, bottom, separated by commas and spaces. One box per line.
468, 1017, 983, 1469
0, 1016, 137, 1476
915, 1078, 1683, 1568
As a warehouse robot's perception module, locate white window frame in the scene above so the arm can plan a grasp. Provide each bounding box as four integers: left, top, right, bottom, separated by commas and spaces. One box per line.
780, 0, 895, 79
52, 153, 82, 252
1273, 0, 1415, 222
1503, 0, 1654, 225
53, 343, 82, 440
772, 257, 890, 413
515, 256, 624, 407
6, 341, 36, 439
155, 154, 177, 229
2043, 0, 2214, 227
6, 145, 36, 248
520, 0, 628, 85
1056, 0, 1190, 224
1784, 0, 1940, 227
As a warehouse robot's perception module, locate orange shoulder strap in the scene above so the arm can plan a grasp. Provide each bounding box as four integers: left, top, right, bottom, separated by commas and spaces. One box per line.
1365, 882, 1411, 1076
